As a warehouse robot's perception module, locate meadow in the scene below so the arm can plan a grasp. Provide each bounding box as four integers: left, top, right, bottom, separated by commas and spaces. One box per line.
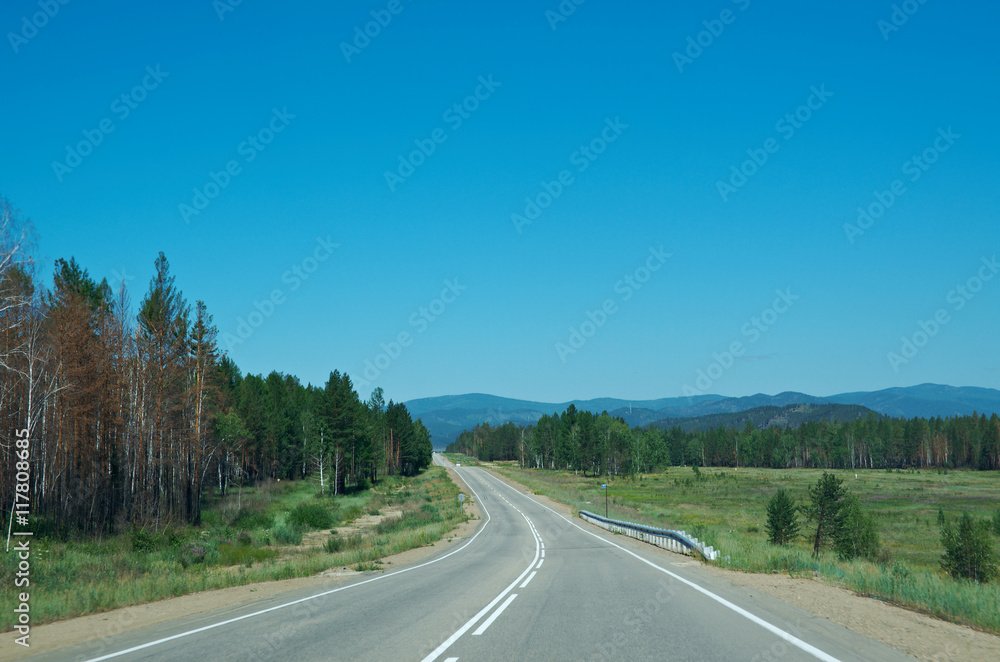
488, 463, 1000, 634
1, 466, 468, 630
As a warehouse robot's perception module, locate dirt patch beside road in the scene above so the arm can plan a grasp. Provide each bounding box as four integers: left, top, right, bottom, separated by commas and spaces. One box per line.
700, 569, 999, 662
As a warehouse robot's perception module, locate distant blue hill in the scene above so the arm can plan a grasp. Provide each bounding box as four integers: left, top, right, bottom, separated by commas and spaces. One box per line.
405, 384, 1000, 449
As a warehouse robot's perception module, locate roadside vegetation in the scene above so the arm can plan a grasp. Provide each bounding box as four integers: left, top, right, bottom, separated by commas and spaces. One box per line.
491, 463, 1000, 634
0, 467, 469, 630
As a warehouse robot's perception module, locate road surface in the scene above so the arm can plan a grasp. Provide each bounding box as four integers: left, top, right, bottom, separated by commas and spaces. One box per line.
28, 456, 912, 661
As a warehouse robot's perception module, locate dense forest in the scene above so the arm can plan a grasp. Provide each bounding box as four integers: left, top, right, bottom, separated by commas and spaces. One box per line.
0, 200, 431, 535
447, 405, 1000, 475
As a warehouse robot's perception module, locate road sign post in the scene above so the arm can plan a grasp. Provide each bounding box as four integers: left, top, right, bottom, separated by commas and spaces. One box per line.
458, 493, 465, 516
602, 484, 607, 518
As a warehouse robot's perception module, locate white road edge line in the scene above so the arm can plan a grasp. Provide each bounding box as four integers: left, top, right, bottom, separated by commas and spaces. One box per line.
421, 468, 541, 662
472, 594, 518, 636
519, 571, 537, 589
482, 469, 842, 662
81, 456, 492, 662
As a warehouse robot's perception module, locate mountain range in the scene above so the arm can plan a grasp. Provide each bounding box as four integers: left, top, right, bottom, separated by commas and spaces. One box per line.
403, 384, 1000, 449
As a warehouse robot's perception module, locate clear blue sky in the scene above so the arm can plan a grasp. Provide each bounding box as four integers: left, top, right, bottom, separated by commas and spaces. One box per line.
2, 0, 997, 402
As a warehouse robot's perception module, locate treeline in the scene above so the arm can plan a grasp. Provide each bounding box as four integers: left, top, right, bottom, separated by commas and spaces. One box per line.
446, 405, 1000, 475
0, 200, 431, 534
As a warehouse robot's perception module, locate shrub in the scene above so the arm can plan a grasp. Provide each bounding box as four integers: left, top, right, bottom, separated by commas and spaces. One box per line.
992, 509, 1000, 536
833, 494, 881, 561
374, 515, 405, 535
272, 525, 303, 546
217, 543, 275, 567
179, 543, 208, 568
325, 534, 363, 553
131, 530, 157, 553
941, 512, 998, 583
232, 507, 275, 530
164, 527, 184, 548
288, 502, 335, 530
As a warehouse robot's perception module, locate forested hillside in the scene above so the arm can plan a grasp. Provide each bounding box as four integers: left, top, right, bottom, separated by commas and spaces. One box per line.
447, 404, 1000, 475
650, 403, 874, 433
0, 203, 431, 535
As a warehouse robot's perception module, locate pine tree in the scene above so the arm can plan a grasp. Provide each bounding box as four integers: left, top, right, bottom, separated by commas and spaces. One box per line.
941, 512, 998, 583
412, 418, 433, 473
366, 387, 388, 480
388, 401, 417, 476
138, 252, 190, 520
803, 472, 846, 555
765, 488, 800, 545
186, 300, 220, 524
833, 494, 880, 560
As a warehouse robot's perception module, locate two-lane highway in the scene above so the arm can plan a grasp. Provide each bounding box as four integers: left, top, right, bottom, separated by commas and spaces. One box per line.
29, 456, 913, 661
422, 460, 910, 662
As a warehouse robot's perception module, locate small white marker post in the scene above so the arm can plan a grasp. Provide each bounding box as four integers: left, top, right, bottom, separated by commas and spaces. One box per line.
602, 484, 607, 518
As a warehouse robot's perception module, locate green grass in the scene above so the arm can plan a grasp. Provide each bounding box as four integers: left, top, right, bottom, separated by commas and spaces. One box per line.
493, 465, 1000, 634
1, 468, 469, 631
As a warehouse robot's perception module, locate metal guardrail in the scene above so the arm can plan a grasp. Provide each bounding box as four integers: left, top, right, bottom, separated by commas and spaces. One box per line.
579, 510, 719, 561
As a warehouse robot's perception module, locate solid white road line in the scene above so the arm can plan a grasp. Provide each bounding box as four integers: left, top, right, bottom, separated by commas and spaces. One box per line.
480, 469, 842, 662
519, 571, 537, 589
536, 559, 544, 568
472, 594, 518, 636
82, 456, 492, 662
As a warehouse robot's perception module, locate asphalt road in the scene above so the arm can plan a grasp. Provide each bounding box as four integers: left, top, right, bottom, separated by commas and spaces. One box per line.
27, 456, 914, 662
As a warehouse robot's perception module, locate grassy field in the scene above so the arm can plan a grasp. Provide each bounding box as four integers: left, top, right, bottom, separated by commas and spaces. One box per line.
490, 464, 1000, 634
1, 467, 469, 631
